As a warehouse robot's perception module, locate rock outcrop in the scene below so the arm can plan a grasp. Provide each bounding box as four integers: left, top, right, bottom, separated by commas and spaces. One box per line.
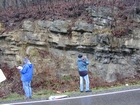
0, 6, 140, 82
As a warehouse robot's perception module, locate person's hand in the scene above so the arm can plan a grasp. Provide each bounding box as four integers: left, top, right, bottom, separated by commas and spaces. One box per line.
82, 56, 87, 59
82, 56, 87, 61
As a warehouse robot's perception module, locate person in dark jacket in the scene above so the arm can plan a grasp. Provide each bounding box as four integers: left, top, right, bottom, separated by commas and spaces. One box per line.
77, 54, 92, 92
17, 58, 34, 99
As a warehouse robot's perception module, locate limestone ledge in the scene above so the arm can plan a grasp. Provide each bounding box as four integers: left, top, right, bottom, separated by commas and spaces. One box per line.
0, 19, 140, 82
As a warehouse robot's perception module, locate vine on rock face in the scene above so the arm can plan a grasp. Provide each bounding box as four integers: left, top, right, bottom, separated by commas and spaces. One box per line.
0, 0, 139, 36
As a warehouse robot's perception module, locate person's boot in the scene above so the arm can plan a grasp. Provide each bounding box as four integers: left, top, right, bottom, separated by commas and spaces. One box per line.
85, 90, 92, 92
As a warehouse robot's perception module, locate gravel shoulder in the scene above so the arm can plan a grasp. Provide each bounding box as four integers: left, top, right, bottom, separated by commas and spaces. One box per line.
69, 85, 140, 97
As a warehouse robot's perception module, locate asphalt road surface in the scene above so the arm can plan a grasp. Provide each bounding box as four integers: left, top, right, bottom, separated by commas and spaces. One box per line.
2, 88, 140, 105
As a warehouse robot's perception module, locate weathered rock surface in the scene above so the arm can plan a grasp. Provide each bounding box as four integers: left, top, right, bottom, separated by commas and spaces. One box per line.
0, 5, 140, 82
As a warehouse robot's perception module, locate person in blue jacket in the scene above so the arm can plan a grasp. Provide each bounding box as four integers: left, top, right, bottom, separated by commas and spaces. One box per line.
77, 54, 92, 92
18, 58, 34, 99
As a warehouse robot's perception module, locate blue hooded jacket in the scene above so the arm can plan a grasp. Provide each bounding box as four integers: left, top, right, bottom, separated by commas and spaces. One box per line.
77, 57, 89, 72
20, 58, 34, 82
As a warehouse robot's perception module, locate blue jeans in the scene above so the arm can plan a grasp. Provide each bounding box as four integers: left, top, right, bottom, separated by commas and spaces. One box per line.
22, 81, 32, 98
80, 75, 90, 91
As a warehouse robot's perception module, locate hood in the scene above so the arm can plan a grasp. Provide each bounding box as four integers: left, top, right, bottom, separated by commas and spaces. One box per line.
77, 58, 83, 62
28, 63, 33, 68
23, 58, 31, 64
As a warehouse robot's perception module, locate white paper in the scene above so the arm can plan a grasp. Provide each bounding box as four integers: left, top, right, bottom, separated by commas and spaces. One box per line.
17, 66, 23, 70
48, 95, 68, 100
0, 69, 6, 83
